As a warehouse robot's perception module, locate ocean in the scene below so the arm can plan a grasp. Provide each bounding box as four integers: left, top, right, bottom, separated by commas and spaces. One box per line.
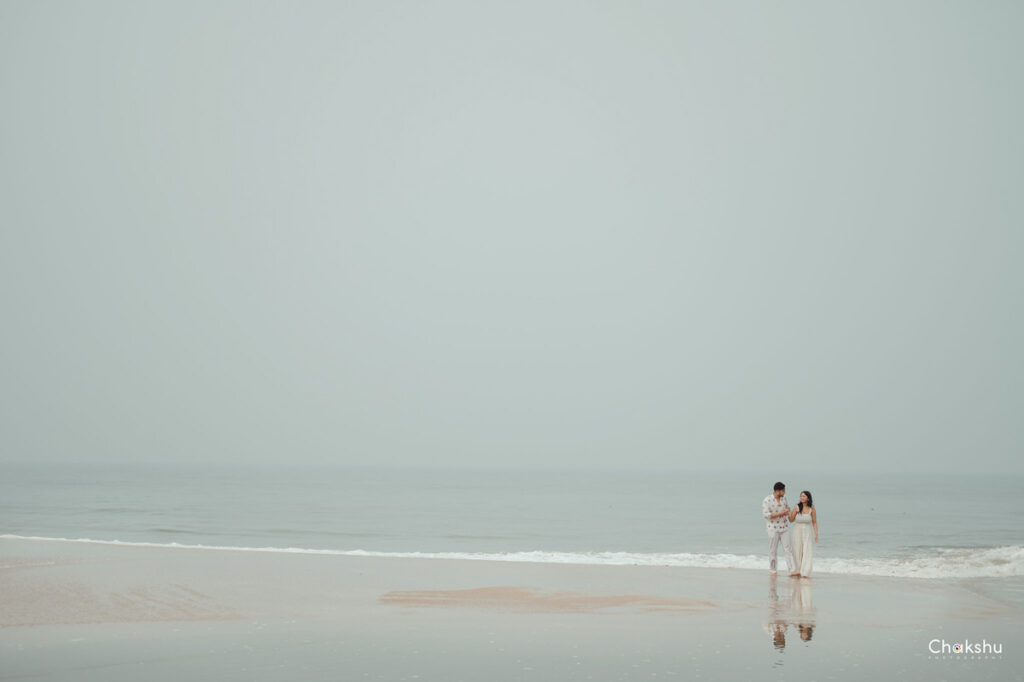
2, 462, 1022, 581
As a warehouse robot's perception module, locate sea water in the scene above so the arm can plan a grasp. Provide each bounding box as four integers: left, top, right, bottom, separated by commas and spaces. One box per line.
1, 462, 1022, 580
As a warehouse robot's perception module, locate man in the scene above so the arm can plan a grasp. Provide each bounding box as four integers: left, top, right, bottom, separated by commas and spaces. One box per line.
762, 481, 798, 577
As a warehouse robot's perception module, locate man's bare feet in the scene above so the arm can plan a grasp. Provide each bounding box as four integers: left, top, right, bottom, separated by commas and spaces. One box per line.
789, 572, 801, 577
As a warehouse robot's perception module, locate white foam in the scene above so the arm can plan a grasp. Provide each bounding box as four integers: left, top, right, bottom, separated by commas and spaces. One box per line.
2, 534, 1021, 579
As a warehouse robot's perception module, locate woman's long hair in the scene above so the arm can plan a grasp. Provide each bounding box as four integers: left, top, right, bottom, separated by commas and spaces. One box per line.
797, 490, 813, 513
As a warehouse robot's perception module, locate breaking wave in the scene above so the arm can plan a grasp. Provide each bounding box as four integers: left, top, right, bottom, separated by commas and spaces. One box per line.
3, 535, 1021, 579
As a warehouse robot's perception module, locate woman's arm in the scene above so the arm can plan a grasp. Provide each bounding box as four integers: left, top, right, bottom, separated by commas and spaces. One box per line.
788, 506, 798, 522
812, 507, 819, 541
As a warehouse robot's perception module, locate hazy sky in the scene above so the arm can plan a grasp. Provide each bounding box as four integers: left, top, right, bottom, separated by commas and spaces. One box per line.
2, 1, 1021, 472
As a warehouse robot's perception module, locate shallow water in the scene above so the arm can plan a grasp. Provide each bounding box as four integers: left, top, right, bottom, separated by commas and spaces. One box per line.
2, 462, 1022, 579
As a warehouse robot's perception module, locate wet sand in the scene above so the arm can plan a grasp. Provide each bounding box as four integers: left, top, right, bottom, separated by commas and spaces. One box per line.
1, 537, 1020, 681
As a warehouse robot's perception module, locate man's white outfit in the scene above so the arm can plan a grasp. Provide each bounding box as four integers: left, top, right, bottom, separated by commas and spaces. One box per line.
763, 494, 795, 574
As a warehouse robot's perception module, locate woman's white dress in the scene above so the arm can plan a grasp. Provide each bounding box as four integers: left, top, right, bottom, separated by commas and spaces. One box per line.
791, 510, 814, 576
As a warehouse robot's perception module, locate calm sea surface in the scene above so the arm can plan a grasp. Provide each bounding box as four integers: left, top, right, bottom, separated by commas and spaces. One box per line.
2, 463, 1021, 579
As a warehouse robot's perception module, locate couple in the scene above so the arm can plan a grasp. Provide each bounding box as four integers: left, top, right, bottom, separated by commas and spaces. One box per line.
762, 481, 818, 577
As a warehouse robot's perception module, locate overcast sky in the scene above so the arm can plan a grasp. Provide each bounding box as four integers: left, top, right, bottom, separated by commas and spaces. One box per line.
1, 1, 1020, 472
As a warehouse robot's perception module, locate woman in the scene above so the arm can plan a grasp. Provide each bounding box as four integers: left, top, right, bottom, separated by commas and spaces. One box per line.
788, 490, 818, 577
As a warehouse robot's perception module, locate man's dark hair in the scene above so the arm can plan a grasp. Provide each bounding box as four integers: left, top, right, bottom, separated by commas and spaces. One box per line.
773, 482, 786, 491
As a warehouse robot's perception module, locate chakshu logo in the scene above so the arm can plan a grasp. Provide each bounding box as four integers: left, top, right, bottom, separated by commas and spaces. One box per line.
929, 638, 1003, 658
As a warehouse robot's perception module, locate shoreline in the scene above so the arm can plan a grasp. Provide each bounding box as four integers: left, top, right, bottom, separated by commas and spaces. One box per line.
1, 537, 1020, 681
3, 534, 1019, 581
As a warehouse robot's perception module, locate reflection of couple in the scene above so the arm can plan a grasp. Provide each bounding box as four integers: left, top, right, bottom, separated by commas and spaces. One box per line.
761, 481, 819, 577
764, 574, 816, 649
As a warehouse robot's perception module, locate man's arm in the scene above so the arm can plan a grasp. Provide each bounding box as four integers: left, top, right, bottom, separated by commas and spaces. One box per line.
762, 497, 774, 520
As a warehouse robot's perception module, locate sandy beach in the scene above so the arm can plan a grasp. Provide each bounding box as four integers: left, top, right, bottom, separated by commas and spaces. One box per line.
1, 537, 1020, 681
